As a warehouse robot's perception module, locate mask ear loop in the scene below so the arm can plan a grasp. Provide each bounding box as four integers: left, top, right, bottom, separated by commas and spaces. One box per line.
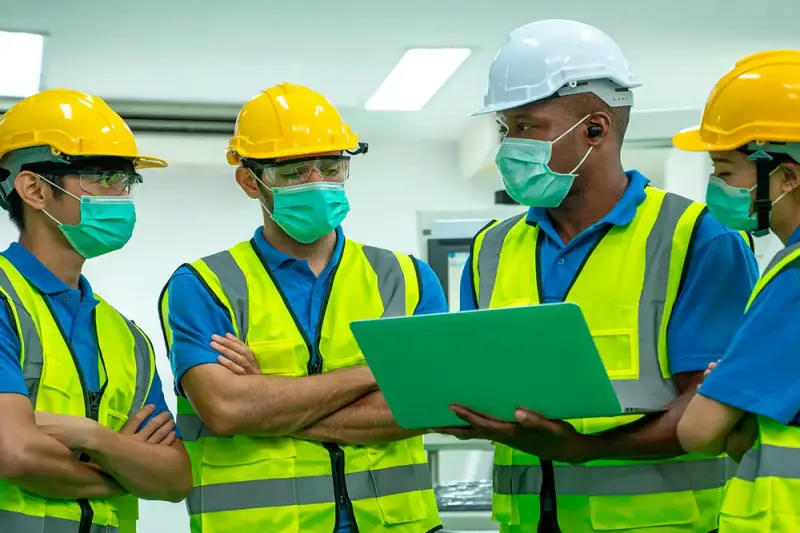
247, 168, 275, 216
553, 114, 594, 175
37, 174, 82, 227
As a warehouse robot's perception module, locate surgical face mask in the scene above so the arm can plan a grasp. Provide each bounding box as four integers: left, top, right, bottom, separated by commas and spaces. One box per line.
257, 178, 350, 244
706, 166, 789, 234
41, 177, 136, 259
495, 115, 593, 208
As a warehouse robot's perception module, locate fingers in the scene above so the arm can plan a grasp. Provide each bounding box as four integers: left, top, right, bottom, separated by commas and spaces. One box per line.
147, 417, 176, 444
514, 408, 547, 427
217, 355, 246, 375
160, 431, 177, 447
450, 405, 506, 430
136, 411, 172, 441
210, 334, 247, 354
120, 404, 156, 435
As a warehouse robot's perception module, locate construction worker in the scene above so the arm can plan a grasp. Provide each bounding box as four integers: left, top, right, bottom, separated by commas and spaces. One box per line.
159, 82, 445, 533
0, 89, 192, 533
440, 20, 760, 533
676, 50, 800, 532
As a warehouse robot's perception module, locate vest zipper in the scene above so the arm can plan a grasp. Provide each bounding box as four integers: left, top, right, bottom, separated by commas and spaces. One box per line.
42, 299, 99, 533
538, 460, 562, 533
312, 261, 358, 533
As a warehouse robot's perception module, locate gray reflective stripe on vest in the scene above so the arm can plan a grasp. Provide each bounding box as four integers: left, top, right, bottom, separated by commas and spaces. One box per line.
735, 444, 800, 482
0, 510, 119, 533
362, 245, 407, 318
121, 318, 154, 418
0, 267, 45, 406
475, 193, 692, 410
476, 213, 526, 310
493, 457, 726, 496
762, 241, 800, 279
176, 412, 216, 441
201, 251, 249, 341
186, 463, 432, 515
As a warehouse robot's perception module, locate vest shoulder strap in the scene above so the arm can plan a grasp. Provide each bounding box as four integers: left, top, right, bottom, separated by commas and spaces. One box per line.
359, 243, 421, 317
747, 241, 800, 309
471, 214, 526, 309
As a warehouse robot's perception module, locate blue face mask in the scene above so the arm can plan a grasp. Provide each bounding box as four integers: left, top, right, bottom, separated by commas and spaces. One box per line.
706, 168, 788, 236
264, 182, 350, 244
41, 178, 137, 259
495, 115, 593, 207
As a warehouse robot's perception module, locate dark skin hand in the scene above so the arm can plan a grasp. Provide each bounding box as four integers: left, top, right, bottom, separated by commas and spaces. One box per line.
439, 371, 702, 464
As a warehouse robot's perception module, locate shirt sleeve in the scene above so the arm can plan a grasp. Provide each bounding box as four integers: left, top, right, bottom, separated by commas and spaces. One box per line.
0, 301, 26, 396
666, 221, 759, 374
412, 258, 448, 315
138, 368, 183, 439
699, 264, 800, 424
459, 254, 478, 311
166, 266, 236, 395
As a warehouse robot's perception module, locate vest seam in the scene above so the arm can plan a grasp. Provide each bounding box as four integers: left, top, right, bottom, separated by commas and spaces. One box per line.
675, 206, 706, 300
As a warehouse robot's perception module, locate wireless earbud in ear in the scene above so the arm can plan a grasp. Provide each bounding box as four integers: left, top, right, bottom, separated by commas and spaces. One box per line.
588, 125, 603, 138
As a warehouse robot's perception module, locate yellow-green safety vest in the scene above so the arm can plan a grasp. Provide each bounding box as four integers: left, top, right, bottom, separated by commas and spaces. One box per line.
471, 187, 752, 533
718, 241, 800, 532
159, 238, 442, 533
0, 255, 156, 533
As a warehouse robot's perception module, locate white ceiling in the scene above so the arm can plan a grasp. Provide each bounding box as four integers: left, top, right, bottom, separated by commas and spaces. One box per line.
3, 0, 800, 140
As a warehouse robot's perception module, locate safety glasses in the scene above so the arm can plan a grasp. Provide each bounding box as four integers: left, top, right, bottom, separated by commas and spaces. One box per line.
260, 156, 351, 186
44, 170, 143, 198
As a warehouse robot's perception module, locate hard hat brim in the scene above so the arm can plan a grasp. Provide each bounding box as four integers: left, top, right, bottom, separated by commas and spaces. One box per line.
672, 126, 715, 152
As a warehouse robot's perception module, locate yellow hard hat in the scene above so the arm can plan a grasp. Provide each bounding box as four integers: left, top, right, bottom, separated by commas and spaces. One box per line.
674, 50, 800, 152
227, 83, 359, 164
0, 88, 167, 167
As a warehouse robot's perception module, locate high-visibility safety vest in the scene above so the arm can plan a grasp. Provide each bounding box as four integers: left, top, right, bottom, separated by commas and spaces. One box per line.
0, 256, 156, 533
719, 241, 800, 533
159, 238, 442, 533
471, 187, 752, 533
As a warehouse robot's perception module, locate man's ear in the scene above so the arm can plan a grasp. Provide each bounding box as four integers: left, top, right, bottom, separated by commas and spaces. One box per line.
782, 163, 800, 191
13, 171, 50, 211
235, 167, 264, 199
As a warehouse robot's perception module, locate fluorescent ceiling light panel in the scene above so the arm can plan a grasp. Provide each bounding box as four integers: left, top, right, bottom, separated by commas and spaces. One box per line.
0, 30, 44, 98
366, 48, 471, 111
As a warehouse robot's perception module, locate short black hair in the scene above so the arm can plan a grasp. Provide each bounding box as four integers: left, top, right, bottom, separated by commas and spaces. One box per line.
566, 92, 631, 145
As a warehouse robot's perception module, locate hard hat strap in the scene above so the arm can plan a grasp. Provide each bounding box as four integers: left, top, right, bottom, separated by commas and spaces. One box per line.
752, 148, 775, 236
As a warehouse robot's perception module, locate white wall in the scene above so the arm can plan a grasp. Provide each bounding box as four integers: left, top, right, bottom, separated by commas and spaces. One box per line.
0, 134, 498, 533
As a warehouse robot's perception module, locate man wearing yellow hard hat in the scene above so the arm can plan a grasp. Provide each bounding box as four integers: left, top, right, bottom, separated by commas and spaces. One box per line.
675, 50, 800, 531
0, 89, 192, 532
159, 82, 445, 533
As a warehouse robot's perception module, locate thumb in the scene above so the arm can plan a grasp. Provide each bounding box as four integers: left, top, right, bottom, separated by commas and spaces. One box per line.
514, 409, 530, 424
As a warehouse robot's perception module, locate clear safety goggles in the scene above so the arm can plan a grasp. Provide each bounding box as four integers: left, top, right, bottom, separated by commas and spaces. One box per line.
46, 171, 143, 198
258, 156, 351, 186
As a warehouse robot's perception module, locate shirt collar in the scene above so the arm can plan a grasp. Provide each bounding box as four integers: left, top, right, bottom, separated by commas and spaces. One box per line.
0, 242, 94, 297
525, 170, 650, 229
251, 226, 345, 270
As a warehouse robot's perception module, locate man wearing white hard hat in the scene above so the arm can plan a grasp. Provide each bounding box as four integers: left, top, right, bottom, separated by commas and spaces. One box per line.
440, 20, 758, 533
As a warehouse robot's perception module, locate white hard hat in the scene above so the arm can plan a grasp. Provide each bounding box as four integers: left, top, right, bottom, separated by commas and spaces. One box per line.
473, 19, 642, 116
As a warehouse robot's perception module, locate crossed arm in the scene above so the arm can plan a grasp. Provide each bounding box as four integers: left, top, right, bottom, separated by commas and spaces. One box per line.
0, 394, 192, 502
182, 335, 420, 444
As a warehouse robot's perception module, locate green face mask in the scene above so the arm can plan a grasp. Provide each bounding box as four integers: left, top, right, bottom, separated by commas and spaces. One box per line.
705, 167, 788, 236
41, 178, 137, 259
263, 182, 350, 244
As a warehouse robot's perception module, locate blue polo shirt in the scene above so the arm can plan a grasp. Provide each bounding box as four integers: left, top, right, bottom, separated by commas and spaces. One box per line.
699, 225, 800, 424
166, 226, 447, 533
460, 170, 760, 375
0, 242, 175, 433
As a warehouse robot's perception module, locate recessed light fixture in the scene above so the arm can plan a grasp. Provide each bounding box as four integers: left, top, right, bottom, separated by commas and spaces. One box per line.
0, 30, 45, 98
366, 48, 471, 111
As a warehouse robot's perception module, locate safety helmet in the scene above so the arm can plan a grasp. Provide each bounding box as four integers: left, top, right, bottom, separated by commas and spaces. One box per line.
673, 50, 800, 160
227, 83, 360, 164
473, 19, 641, 116
0, 88, 167, 210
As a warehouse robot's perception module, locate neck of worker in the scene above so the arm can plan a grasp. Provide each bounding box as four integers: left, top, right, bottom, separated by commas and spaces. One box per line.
547, 161, 628, 245
772, 210, 800, 246
261, 220, 337, 276
18, 224, 85, 289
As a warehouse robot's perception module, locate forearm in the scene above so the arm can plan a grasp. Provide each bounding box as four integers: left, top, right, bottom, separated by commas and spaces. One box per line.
293, 392, 424, 445
580, 390, 693, 462
79, 428, 191, 502
4, 435, 124, 499
201, 366, 378, 436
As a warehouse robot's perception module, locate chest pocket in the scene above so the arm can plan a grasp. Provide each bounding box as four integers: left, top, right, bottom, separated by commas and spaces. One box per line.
249, 340, 306, 377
